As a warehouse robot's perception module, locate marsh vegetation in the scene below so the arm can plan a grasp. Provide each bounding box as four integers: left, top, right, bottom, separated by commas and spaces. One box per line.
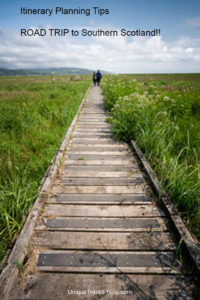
103, 73, 200, 241
0, 75, 90, 262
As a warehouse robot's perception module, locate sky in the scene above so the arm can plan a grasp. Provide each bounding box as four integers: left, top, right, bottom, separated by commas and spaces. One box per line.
0, 0, 200, 73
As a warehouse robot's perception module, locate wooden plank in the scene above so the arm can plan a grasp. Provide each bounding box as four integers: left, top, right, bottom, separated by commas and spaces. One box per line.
66, 154, 134, 160
75, 127, 111, 131
80, 113, 107, 116
33, 231, 176, 250
43, 204, 165, 217
81, 111, 106, 114
76, 124, 110, 128
64, 160, 135, 165
80, 113, 106, 116
13, 273, 194, 300
66, 150, 131, 155
62, 177, 145, 186
67, 146, 129, 151
70, 140, 126, 145
75, 128, 111, 131
72, 136, 114, 144
79, 118, 107, 121
64, 165, 137, 171
78, 122, 108, 125
74, 135, 114, 139
67, 149, 132, 156
77, 119, 107, 121
54, 194, 152, 204
63, 171, 141, 178
75, 129, 111, 133
81, 110, 106, 112
68, 146, 130, 152
73, 134, 113, 138
52, 185, 147, 193
75, 125, 110, 128
37, 251, 180, 273
68, 142, 127, 147
77, 118, 107, 121
40, 217, 167, 232
80, 114, 107, 116
77, 125, 110, 128
74, 131, 112, 135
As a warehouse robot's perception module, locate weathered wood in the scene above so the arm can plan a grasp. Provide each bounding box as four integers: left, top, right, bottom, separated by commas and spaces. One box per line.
37, 251, 180, 273
80, 114, 107, 116
43, 204, 165, 217
62, 171, 141, 178
69, 146, 129, 152
33, 231, 176, 250
81, 110, 106, 114
13, 273, 194, 300
74, 123, 109, 132
75, 124, 111, 128
79, 118, 107, 121
42, 217, 167, 231
68, 144, 129, 150
73, 134, 113, 138
52, 185, 147, 193
75, 129, 111, 133
75, 126, 110, 129
54, 193, 152, 204
64, 160, 135, 165
63, 161, 135, 168
78, 122, 109, 125
80, 115, 107, 117
66, 154, 135, 160
66, 151, 132, 156
62, 177, 145, 186
64, 165, 137, 171
69, 142, 127, 147
72, 137, 114, 142
71, 140, 123, 145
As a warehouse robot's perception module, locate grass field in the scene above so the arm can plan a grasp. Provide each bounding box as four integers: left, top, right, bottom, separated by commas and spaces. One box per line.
102, 74, 200, 241
0, 75, 90, 262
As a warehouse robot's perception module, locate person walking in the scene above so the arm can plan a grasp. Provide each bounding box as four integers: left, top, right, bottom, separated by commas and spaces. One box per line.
96, 70, 102, 86
93, 71, 97, 86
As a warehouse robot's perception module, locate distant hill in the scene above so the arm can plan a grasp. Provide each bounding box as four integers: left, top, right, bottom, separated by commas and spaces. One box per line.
0, 67, 107, 76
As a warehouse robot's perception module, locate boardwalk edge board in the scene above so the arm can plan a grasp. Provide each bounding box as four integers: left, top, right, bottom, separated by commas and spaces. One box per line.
0, 86, 91, 300
130, 140, 200, 276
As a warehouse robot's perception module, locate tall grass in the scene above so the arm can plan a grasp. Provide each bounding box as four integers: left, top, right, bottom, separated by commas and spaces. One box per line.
0, 76, 90, 262
102, 74, 200, 240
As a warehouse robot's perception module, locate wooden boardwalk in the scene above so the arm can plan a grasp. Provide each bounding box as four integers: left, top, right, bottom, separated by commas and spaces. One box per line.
10, 87, 194, 299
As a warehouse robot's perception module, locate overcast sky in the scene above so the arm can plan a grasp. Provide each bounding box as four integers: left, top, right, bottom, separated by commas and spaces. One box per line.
0, 0, 200, 73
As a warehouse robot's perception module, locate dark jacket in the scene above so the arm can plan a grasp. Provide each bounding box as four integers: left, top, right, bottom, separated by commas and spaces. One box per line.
96, 71, 102, 79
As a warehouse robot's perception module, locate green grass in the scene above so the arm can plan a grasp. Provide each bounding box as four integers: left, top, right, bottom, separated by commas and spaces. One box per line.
0, 75, 90, 262
102, 74, 200, 241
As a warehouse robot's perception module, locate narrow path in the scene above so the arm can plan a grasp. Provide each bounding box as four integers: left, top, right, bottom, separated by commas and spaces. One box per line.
13, 86, 193, 299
